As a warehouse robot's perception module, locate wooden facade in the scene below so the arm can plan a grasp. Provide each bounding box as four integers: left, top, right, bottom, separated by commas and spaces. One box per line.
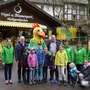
0, 0, 61, 39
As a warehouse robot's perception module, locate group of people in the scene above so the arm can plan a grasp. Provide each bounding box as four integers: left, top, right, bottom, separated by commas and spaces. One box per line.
1, 35, 90, 87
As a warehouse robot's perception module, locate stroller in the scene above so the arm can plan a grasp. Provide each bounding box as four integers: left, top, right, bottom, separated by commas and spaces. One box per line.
69, 63, 80, 87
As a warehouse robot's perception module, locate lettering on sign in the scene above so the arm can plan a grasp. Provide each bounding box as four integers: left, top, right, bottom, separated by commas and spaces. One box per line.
0, 12, 33, 22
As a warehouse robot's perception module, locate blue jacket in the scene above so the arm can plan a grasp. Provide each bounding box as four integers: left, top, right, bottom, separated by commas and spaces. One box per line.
36, 47, 45, 65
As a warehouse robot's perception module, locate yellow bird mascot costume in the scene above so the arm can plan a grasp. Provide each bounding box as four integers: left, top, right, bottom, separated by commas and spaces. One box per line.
28, 23, 47, 49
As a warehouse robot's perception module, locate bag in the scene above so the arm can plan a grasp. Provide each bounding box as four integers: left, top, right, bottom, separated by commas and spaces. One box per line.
81, 80, 89, 87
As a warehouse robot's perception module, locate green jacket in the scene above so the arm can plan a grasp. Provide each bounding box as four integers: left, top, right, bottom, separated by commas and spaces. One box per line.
2, 46, 14, 64
75, 47, 86, 65
87, 50, 90, 62
65, 46, 74, 63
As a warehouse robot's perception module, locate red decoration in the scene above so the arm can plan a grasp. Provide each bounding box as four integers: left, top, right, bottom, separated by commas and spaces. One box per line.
32, 23, 40, 29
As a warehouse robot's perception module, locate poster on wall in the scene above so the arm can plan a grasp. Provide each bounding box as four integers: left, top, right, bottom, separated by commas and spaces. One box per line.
69, 26, 78, 39
56, 27, 72, 40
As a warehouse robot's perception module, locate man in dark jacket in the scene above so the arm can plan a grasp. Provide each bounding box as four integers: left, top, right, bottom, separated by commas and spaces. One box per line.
15, 36, 29, 84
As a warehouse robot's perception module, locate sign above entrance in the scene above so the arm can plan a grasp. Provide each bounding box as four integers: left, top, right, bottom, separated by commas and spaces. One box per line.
1, 12, 33, 22
0, 3, 34, 22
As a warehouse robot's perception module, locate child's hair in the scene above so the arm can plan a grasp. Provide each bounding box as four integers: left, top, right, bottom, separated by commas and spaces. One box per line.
69, 62, 76, 68
30, 48, 35, 52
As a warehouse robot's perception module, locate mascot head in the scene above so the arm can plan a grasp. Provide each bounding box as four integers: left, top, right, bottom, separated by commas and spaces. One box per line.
32, 23, 45, 39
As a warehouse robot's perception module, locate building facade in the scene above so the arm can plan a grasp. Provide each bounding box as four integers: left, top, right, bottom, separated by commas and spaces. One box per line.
29, 0, 89, 22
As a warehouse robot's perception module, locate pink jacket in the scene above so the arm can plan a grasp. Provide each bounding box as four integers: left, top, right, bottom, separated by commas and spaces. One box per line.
28, 53, 38, 68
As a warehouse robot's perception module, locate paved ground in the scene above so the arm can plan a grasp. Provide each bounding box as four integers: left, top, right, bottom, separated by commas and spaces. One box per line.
0, 62, 89, 90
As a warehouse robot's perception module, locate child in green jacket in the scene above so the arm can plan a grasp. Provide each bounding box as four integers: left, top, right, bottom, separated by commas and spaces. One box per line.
2, 39, 14, 85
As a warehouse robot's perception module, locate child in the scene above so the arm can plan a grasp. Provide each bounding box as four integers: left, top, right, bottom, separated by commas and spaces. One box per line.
43, 48, 51, 82
2, 39, 14, 84
28, 48, 38, 84
36, 43, 45, 83
69, 62, 80, 85
55, 45, 68, 84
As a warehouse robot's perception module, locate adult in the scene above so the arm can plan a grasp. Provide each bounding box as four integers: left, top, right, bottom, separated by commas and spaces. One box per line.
74, 41, 87, 72
15, 36, 28, 83
2, 39, 14, 84
49, 35, 58, 82
64, 40, 74, 84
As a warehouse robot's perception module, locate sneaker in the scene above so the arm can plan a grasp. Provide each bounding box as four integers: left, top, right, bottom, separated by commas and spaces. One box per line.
32, 81, 36, 85
18, 80, 21, 83
57, 81, 61, 85
5, 80, 9, 85
63, 82, 68, 86
9, 80, 13, 84
29, 81, 33, 85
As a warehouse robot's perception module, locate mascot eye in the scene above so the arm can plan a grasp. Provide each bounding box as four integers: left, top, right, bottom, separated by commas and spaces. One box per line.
37, 30, 40, 32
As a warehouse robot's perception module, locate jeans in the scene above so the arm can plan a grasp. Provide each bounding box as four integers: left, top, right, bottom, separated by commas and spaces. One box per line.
4, 64, 12, 80
36, 65, 43, 81
17, 61, 29, 83
43, 66, 48, 81
50, 66, 58, 81
30, 68, 36, 81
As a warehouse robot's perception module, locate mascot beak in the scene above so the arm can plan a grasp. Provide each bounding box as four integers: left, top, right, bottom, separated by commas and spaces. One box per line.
39, 32, 45, 38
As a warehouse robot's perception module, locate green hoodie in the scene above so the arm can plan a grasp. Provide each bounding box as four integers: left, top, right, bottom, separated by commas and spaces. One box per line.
87, 50, 90, 62
2, 45, 14, 64
65, 46, 74, 63
75, 47, 86, 65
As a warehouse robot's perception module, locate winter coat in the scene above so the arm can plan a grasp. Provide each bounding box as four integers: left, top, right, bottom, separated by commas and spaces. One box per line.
15, 42, 27, 61
55, 50, 68, 67
44, 52, 51, 66
82, 65, 90, 81
64, 46, 74, 63
15, 42, 29, 67
28, 53, 38, 68
2, 46, 14, 64
36, 47, 45, 65
70, 66, 78, 78
75, 47, 86, 65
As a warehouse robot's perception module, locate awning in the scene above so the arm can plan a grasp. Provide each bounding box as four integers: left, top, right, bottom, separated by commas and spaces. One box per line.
0, 21, 47, 29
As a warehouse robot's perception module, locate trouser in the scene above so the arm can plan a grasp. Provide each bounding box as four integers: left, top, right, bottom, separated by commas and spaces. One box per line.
17, 62, 29, 83
4, 64, 12, 80
67, 62, 70, 83
30, 68, 36, 81
50, 66, 58, 81
57, 66, 67, 82
43, 66, 48, 81
76, 64, 83, 73
36, 65, 43, 81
